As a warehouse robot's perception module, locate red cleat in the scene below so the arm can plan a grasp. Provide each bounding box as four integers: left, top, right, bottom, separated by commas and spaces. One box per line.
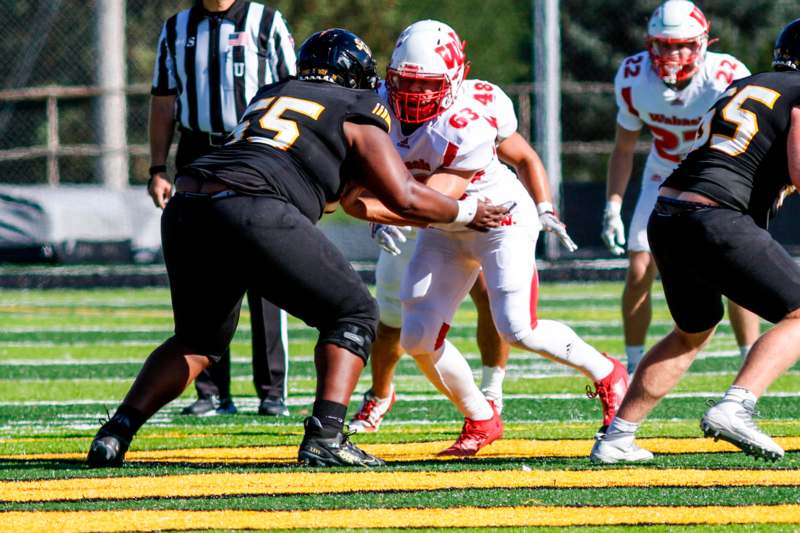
438, 400, 503, 457
586, 355, 629, 427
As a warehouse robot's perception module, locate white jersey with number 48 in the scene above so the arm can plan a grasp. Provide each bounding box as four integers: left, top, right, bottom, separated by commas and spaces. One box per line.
614, 50, 750, 177
378, 79, 538, 231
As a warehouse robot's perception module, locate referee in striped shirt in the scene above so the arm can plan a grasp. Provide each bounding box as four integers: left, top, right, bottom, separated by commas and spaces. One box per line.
147, 0, 295, 417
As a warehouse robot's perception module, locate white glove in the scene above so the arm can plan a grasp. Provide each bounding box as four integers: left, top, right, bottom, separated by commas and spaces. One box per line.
537, 202, 578, 252
370, 223, 412, 256
601, 200, 626, 256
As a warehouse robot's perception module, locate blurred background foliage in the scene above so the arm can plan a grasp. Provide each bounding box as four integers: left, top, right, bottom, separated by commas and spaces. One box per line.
0, 0, 796, 184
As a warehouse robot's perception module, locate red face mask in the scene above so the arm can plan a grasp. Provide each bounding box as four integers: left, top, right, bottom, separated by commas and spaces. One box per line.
387, 69, 451, 124
647, 36, 705, 84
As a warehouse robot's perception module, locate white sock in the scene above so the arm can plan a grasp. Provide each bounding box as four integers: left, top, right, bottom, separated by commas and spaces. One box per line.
515, 320, 614, 381
480, 365, 506, 401
604, 416, 639, 445
625, 345, 645, 374
739, 345, 751, 361
723, 386, 758, 405
411, 340, 493, 421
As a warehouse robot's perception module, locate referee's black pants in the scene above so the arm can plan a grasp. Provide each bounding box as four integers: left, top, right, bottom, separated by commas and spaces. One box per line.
176, 132, 288, 402
194, 297, 287, 401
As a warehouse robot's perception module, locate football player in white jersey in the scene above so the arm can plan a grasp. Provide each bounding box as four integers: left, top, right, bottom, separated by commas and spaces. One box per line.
344, 20, 629, 456
348, 230, 511, 433
601, 0, 759, 374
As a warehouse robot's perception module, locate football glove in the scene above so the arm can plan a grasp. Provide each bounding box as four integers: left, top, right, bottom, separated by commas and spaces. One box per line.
537, 202, 578, 252
370, 223, 412, 256
601, 201, 626, 256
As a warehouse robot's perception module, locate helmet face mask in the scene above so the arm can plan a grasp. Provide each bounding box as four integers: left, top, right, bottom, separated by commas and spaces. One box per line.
296, 29, 378, 90
387, 20, 470, 124
648, 36, 707, 85
773, 18, 800, 72
646, 0, 709, 85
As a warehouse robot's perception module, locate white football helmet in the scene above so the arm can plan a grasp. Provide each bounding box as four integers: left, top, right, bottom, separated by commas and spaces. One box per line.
387, 20, 470, 123
647, 0, 710, 85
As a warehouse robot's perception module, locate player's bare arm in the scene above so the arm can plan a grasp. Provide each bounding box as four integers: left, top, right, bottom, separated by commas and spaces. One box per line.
497, 132, 550, 203
341, 122, 506, 231
602, 124, 640, 254
148, 94, 177, 209
606, 124, 641, 205
342, 167, 472, 226
497, 132, 577, 251
788, 107, 800, 190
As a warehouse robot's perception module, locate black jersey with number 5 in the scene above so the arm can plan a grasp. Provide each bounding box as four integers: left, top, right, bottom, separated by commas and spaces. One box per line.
663, 70, 800, 227
184, 79, 392, 222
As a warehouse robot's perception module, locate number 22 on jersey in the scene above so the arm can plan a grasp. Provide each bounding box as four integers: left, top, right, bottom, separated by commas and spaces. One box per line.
229, 96, 326, 150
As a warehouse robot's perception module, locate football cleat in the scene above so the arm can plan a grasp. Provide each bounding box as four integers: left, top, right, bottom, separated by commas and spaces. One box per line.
258, 396, 289, 417
348, 385, 396, 433
298, 416, 385, 467
438, 400, 503, 457
701, 399, 784, 461
586, 355, 630, 427
181, 396, 237, 416
87, 428, 130, 468
590, 435, 654, 464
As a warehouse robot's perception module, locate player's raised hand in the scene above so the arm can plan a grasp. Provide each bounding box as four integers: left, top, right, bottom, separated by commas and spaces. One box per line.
370, 223, 412, 256
601, 201, 626, 255
467, 199, 509, 232
540, 212, 578, 252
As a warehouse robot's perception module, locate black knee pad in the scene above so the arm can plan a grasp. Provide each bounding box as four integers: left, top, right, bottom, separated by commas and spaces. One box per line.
318, 322, 375, 364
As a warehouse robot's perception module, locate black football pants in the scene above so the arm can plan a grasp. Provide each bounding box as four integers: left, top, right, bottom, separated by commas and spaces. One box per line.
177, 132, 288, 402
161, 192, 377, 373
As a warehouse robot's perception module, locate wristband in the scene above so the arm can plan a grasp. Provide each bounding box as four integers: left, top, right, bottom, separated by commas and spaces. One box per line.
453, 196, 478, 224
536, 201, 554, 215
148, 164, 167, 177
430, 196, 478, 230
604, 200, 622, 216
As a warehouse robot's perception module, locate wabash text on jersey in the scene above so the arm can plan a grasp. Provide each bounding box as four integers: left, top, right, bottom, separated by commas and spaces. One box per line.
664, 70, 800, 227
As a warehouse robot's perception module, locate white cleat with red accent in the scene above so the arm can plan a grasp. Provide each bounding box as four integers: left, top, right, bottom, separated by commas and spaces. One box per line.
348, 385, 397, 433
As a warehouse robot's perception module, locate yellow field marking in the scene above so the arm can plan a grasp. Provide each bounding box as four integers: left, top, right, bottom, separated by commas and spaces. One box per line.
4, 505, 800, 532
6, 436, 800, 464
5, 467, 800, 503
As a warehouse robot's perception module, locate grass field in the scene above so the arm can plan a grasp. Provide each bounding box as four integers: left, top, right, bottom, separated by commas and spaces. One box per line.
1, 281, 800, 532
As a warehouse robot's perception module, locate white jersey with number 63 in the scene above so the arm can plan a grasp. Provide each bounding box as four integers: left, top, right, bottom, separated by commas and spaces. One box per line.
378, 79, 538, 232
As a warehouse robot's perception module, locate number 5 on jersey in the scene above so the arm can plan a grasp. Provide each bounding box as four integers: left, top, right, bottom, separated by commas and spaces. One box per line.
695, 85, 781, 157
229, 96, 326, 150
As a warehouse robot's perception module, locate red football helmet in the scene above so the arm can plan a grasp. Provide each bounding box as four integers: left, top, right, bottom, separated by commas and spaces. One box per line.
386, 20, 470, 124
646, 0, 710, 85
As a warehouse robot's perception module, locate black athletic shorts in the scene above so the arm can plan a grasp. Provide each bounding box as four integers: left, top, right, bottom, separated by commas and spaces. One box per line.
161, 191, 378, 360
647, 197, 800, 333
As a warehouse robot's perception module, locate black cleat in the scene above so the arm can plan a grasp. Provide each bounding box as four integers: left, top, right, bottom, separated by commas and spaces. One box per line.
298, 416, 385, 467
258, 396, 289, 417
87, 428, 130, 468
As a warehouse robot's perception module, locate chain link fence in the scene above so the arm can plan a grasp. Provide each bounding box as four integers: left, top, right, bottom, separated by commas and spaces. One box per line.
0, 1, 796, 186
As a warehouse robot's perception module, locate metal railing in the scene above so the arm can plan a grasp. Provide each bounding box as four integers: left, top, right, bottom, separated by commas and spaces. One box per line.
0, 81, 647, 186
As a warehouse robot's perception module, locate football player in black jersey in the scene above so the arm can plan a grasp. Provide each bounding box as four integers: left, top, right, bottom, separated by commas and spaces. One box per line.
87, 29, 508, 469
592, 18, 800, 464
